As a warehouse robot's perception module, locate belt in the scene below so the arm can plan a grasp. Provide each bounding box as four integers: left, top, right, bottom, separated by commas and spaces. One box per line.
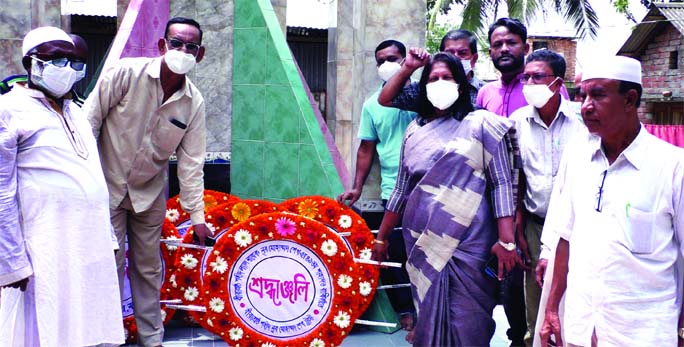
527, 212, 545, 225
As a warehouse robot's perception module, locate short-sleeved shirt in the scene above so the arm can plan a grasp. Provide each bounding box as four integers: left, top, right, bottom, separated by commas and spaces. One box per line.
358, 87, 416, 199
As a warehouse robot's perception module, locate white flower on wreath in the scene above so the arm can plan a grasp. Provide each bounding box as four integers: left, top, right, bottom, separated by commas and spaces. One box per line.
161, 309, 167, 321
337, 274, 352, 289
209, 297, 225, 313
229, 327, 244, 341
206, 223, 217, 232
333, 311, 351, 329
359, 281, 372, 296
164, 235, 180, 251
338, 214, 352, 229
169, 274, 178, 288
261, 343, 276, 347
206, 318, 214, 327
234, 229, 253, 247
166, 208, 180, 223
321, 239, 338, 256
210, 256, 228, 274
184, 287, 199, 301
180, 253, 198, 269
359, 247, 372, 260
309, 338, 325, 347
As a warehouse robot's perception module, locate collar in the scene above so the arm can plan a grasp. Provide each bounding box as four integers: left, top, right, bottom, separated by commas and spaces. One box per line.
525, 96, 574, 124
146, 56, 193, 99
590, 125, 647, 171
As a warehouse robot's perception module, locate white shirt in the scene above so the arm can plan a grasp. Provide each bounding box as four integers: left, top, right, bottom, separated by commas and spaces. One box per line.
547, 127, 684, 346
510, 98, 585, 218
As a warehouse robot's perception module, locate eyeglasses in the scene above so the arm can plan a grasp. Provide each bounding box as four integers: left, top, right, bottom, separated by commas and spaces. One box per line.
520, 73, 554, 84
595, 170, 607, 212
31, 56, 85, 72
166, 38, 201, 55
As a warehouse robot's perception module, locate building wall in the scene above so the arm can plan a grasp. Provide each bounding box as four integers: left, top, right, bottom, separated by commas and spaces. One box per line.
638, 24, 683, 123
527, 37, 577, 81
0, 0, 64, 79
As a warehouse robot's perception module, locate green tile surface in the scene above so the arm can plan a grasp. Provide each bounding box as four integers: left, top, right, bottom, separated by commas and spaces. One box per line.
232, 85, 265, 141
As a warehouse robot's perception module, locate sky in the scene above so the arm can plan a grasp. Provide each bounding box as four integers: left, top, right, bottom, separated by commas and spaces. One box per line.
285, 0, 650, 74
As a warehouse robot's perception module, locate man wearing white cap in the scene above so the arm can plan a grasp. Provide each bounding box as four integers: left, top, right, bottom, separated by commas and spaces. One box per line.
539, 55, 684, 346
0, 26, 124, 345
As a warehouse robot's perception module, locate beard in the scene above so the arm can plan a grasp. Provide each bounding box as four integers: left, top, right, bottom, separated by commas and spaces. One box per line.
493, 53, 525, 73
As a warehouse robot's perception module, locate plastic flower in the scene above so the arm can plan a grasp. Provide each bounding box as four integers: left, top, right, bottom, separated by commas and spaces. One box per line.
309, 338, 325, 347
297, 199, 319, 219
229, 327, 244, 341
234, 229, 253, 247
204, 194, 218, 210
275, 217, 296, 236
207, 318, 214, 327
261, 343, 276, 347
164, 236, 180, 251
206, 223, 217, 232
161, 309, 167, 321
231, 202, 251, 222
209, 297, 225, 313
337, 274, 352, 289
184, 287, 199, 301
180, 254, 198, 269
359, 281, 372, 296
333, 311, 351, 328
210, 256, 228, 274
338, 214, 352, 229
166, 208, 180, 223
359, 248, 372, 260
169, 274, 178, 288
321, 239, 338, 256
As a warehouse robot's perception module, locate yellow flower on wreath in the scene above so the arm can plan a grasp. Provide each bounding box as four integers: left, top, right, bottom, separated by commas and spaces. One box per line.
204, 195, 219, 211
297, 198, 319, 219
231, 202, 252, 222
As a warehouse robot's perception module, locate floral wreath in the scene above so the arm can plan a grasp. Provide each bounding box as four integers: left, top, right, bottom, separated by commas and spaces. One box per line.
166, 199, 282, 330
202, 212, 376, 347
278, 196, 379, 317
164, 189, 239, 225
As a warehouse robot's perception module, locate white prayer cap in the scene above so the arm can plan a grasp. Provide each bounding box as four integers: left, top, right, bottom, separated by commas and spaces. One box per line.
581, 55, 642, 85
22, 26, 73, 56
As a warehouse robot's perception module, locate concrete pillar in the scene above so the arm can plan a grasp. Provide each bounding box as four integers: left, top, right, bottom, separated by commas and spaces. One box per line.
327, 0, 425, 199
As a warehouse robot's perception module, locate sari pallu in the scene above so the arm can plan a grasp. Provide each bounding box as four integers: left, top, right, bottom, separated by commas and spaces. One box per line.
401, 110, 517, 346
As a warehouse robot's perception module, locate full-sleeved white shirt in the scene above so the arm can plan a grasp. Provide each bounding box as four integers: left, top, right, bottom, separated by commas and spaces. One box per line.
547, 127, 684, 346
510, 98, 586, 218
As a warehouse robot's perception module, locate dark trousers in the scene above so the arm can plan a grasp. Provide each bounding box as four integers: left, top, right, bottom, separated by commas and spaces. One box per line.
502, 264, 527, 345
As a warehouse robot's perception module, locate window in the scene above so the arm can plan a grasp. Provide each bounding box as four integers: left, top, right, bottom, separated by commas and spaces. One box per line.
532, 41, 548, 51
669, 51, 679, 70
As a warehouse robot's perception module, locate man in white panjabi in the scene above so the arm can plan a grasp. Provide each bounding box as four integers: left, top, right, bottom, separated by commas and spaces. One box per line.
0, 26, 124, 346
539, 55, 684, 347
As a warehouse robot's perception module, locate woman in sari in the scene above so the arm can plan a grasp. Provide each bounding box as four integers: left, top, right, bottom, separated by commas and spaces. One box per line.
372, 51, 525, 346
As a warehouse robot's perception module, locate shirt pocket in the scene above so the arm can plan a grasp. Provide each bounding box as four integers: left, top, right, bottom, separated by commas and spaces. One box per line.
151, 117, 186, 160
624, 207, 659, 254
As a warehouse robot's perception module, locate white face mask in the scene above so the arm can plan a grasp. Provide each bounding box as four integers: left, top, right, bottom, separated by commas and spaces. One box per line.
164, 49, 197, 75
522, 78, 558, 108
377, 61, 402, 82
426, 79, 460, 110
30, 58, 81, 98
461, 59, 472, 76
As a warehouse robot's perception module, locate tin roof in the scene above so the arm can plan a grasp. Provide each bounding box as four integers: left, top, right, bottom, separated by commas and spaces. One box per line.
618, 3, 684, 58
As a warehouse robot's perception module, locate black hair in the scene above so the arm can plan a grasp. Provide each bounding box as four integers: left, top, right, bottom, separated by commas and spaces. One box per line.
165, 17, 203, 44
439, 29, 477, 55
416, 52, 474, 117
375, 40, 407, 58
488, 17, 527, 44
618, 81, 642, 108
526, 49, 566, 78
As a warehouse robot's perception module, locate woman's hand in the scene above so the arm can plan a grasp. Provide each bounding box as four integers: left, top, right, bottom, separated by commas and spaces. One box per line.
490, 243, 528, 280
405, 47, 430, 71
371, 240, 390, 265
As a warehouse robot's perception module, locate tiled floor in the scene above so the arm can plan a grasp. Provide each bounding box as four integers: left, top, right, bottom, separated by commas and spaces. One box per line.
160, 306, 512, 347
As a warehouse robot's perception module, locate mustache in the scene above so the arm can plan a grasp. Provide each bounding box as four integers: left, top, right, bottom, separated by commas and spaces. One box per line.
495, 54, 515, 62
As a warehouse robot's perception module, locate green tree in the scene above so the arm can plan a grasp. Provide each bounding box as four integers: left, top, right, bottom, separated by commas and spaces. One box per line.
427, 0, 603, 40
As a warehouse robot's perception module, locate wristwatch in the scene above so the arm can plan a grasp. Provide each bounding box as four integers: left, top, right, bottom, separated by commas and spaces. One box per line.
678, 327, 684, 339
498, 240, 516, 251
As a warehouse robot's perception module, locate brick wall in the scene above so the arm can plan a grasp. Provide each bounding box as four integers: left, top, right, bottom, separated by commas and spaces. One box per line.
527, 38, 577, 81
637, 25, 684, 123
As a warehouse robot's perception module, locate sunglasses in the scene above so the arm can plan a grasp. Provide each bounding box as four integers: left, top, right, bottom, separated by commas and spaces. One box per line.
31, 56, 85, 71
166, 38, 201, 55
